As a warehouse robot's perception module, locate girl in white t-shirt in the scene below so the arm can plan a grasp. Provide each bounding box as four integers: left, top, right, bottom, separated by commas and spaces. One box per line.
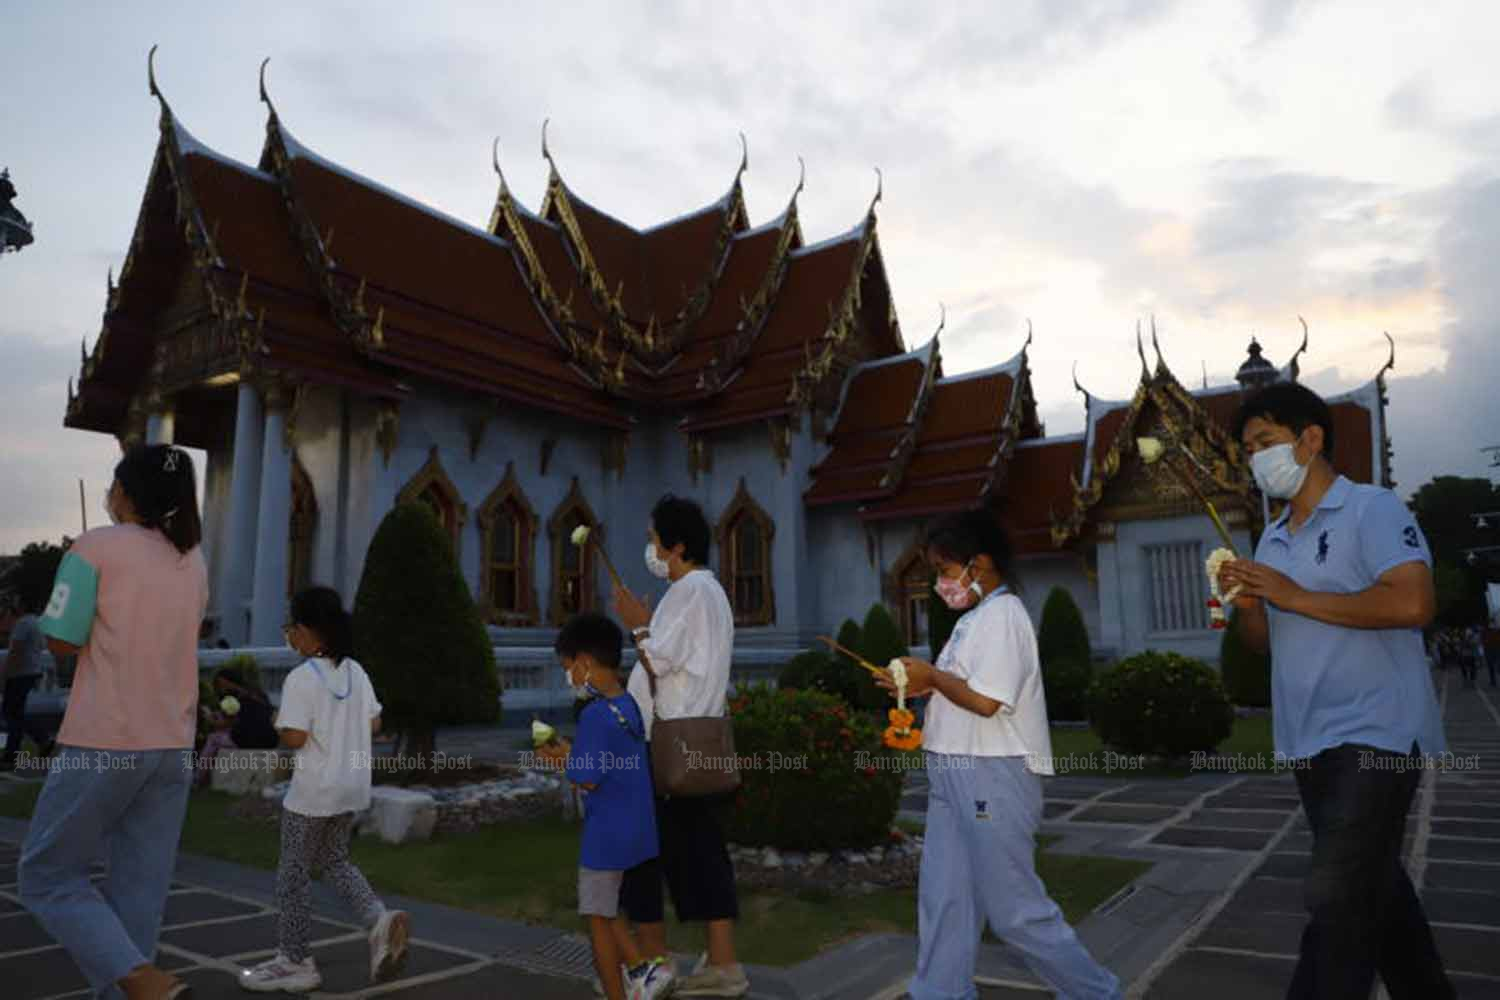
882, 509, 1120, 1000
239, 587, 409, 994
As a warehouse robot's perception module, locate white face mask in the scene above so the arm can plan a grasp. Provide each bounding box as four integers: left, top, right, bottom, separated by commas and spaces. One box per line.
564, 666, 590, 700
1250, 441, 1310, 499
645, 542, 671, 579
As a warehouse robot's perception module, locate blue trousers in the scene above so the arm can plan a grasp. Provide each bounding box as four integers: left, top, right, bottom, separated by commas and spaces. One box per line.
910, 754, 1121, 1000
19, 746, 192, 997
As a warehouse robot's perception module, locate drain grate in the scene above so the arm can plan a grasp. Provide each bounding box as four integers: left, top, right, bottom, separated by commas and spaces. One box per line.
494, 934, 597, 980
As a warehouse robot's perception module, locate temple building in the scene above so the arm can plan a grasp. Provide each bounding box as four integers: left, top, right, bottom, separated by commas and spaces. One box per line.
63, 59, 1396, 675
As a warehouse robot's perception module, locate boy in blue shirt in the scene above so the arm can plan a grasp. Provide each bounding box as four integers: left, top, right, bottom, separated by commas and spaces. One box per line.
550, 613, 673, 1000
1222, 383, 1452, 1000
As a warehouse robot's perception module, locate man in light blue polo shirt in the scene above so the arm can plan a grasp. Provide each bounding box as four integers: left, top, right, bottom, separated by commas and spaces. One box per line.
1221, 382, 1452, 1000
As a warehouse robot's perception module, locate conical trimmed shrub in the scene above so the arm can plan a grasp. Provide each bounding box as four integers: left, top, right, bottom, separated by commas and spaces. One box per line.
352, 502, 500, 761
1038, 586, 1091, 667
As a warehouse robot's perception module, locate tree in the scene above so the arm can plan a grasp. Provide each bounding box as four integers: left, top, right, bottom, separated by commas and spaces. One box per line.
858, 603, 910, 672
352, 503, 500, 763
1, 539, 70, 613
1409, 476, 1500, 626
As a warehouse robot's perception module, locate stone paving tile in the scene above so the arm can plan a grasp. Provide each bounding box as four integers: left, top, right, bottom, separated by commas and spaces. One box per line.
1424, 862, 1500, 895
387, 964, 595, 999
1096, 784, 1207, 806
1197, 793, 1300, 811
1423, 888, 1500, 928
1431, 818, 1500, 838
0, 895, 23, 915
161, 913, 352, 958
302, 937, 481, 993
1435, 925, 1500, 978
975, 986, 1052, 998
1428, 837, 1500, 863
161, 889, 261, 925
1255, 853, 1309, 879
0, 910, 55, 951
1071, 804, 1180, 825
1195, 909, 1303, 955
1144, 949, 1296, 999
0, 945, 90, 997
1223, 876, 1303, 914
1177, 809, 1287, 831
1149, 827, 1276, 851
1041, 802, 1076, 819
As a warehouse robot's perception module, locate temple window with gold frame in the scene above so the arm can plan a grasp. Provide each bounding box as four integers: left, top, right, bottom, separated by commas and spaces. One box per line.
716, 479, 775, 627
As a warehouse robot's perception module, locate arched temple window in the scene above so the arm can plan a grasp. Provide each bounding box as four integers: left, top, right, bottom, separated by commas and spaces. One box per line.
716, 479, 776, 627
479, 462, 538, 625
396, 447, 468, 555
888, 540, 930, 647
287, 459, 318, 598
548, 478, 601, 625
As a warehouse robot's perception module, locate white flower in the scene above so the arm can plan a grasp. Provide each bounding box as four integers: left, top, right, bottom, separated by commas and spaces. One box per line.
887, 658, 908, 713
1137, 437, 1166, 465
1204, 547, 1241, 602
219, 696, 241, 717
570, 525, 590, 546
531, 719, 557, 748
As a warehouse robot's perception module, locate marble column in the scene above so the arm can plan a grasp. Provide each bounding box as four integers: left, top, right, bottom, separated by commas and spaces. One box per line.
250, 393, 293, 647
145, 406, 175, 445
219, 383, 264, 646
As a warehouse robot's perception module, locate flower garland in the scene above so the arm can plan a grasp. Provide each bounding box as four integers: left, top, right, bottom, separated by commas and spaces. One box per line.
883, 659, 922, 751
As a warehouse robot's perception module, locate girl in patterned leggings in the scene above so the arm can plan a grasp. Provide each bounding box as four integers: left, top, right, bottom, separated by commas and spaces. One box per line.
240, 587, 409, 993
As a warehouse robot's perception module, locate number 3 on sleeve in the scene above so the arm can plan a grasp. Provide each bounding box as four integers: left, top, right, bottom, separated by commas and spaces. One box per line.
41, 552, 100, 648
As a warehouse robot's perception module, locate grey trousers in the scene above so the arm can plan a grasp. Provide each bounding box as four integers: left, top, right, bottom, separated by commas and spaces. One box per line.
275, 810, 384, 962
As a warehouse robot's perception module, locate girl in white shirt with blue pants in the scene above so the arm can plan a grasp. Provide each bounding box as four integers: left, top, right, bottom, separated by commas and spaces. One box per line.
885, 509, 1120, 1000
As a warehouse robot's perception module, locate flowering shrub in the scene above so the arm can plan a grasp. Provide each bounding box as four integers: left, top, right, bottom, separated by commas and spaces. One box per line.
724, 685, 905, 850
1087, 651, 1233, 757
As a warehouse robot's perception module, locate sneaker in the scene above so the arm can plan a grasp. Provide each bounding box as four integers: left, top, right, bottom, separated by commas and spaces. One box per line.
239, 953, 321, 993
634, 956, 677, 1000
368, 908, 410, 983
674, 956, 747, 998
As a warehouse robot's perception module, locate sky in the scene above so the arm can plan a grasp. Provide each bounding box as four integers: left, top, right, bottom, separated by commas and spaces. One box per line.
2, 0, 1498, 552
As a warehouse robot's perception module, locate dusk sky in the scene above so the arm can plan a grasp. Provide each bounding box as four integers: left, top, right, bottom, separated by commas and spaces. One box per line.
3, 1, 1498, 552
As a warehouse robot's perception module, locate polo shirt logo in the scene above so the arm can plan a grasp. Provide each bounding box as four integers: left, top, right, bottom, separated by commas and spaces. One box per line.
1316, 531, 1330, 564
975, 799, 990, 821
1403, 525, 1421, 548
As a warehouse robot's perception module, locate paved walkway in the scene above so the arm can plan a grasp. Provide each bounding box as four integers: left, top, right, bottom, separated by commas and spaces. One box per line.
3, 668, 1496, 998
1137, 667, 1500, 999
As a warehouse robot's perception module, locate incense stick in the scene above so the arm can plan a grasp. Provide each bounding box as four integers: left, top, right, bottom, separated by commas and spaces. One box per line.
815, 636, 888, 677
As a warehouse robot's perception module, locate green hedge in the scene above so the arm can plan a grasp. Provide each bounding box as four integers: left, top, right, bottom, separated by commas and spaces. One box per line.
1088, 651, 1233, 757
1042, 655, 1094, 722
724, 686, 904, 850
1038, 586, 1091, 666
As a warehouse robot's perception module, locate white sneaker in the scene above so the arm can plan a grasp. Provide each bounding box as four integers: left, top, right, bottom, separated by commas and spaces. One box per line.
239, 953, 322, 992
674, 956, 747, 997
635, 957, 677, 999
368, 908, 410, 983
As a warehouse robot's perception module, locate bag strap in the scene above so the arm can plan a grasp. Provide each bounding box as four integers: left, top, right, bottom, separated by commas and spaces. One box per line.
635, 639, 663, 722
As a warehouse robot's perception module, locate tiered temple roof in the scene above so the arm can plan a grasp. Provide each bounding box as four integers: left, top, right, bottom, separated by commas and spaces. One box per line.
66, 56, 904, 445
65, 55, 1397, 556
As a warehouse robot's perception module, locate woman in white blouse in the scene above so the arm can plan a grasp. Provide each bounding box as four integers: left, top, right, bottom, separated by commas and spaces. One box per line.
613, 494, 746, 998
884, 508, 1120, 1000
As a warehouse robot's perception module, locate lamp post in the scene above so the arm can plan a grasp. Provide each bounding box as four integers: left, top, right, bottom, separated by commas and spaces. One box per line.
0, 169, 35, 256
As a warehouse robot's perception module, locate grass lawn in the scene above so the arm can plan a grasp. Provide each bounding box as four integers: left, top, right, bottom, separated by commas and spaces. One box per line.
0, 784, 1148, 966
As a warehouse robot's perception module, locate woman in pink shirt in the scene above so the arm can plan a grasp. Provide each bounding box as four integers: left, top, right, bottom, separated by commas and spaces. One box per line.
21, 444, 208, 1000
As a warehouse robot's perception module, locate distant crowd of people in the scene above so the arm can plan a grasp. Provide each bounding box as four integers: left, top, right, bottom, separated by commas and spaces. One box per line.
1430, 624, 1500, 688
